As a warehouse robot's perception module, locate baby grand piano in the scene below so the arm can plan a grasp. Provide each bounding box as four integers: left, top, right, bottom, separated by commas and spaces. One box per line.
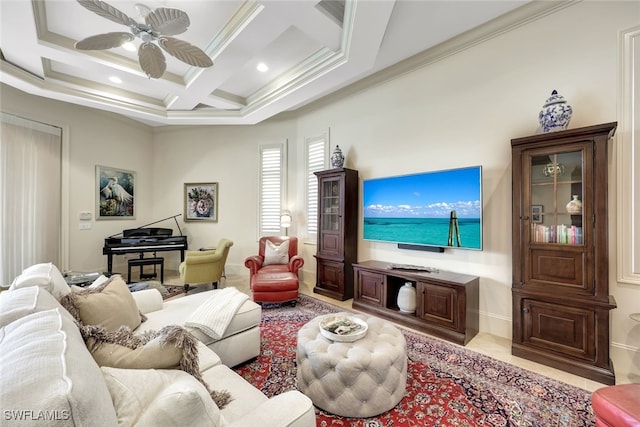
103, 215, 188, 276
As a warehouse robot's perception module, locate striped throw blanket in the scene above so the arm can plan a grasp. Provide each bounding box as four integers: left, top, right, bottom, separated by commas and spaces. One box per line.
184, 287, 249, 339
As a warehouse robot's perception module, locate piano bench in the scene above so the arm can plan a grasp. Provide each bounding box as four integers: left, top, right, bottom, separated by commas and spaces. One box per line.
128, 257, 164, 284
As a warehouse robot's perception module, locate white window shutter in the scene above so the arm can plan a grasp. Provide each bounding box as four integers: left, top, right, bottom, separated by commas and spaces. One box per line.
259, 145, 283, 235
306, 135, 327, 235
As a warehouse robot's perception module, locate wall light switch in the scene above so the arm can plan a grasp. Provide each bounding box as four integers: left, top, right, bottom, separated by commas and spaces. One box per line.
79, 211, 92, 220
79, 223, 92, 230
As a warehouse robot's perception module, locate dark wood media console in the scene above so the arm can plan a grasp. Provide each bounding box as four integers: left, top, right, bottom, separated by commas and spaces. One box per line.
352, 260, 479, 345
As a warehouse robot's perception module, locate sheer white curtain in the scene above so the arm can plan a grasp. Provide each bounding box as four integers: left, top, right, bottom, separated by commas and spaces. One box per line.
0, 113, 62, 285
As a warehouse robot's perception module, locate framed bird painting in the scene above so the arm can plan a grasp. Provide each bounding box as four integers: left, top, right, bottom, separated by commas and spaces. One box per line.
96, 165, 136, 219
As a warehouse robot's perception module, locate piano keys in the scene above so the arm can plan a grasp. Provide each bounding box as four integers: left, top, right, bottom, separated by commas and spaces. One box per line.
103, 226, 187, 276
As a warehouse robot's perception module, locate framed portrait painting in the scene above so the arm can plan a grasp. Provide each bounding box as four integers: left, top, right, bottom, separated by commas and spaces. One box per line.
96, 165, 135, 219
184, 182, 218, 222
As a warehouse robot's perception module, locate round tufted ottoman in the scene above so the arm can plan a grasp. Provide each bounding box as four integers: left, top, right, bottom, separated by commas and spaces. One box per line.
296, 312, 407, 418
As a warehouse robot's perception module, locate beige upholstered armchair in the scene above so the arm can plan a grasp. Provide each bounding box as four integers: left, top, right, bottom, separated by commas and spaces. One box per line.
179, 238, 233, 293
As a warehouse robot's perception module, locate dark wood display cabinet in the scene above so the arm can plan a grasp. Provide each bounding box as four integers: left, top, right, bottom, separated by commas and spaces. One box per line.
313, 168, 358, 301
352, 260, 479, 345
511, 122, 617, 385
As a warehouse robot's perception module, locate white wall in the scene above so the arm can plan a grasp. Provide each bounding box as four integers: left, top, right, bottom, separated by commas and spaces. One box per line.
1, 84, 155, 274
150, 117, 298, 273
2, 1, 638, 382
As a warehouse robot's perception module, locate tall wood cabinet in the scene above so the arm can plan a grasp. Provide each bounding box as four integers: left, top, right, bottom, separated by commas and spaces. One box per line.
511, 122, 617, 385
314, 168, 358, 300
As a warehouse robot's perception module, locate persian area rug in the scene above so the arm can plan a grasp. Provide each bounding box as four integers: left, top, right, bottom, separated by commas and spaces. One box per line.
161, 284, 185, 300
234, 294, 595, 427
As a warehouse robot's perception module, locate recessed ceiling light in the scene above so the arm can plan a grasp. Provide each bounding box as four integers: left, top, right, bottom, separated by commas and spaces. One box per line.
122, 42, 136, 52
109, 76, 122, 84
256, 62, 268, 72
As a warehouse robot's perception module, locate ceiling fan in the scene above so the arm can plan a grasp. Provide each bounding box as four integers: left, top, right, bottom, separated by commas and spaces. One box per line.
74, 0, 213, 79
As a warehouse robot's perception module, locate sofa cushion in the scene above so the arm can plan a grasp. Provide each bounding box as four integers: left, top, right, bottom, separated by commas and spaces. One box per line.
101, 367, 221, 427
0, 308, 118, 426
61, 276, 143, 332
263, 239, 290, 265
197, 340, 222, 371
135, 290, 262, 346
202, 364, 268, 425
8, 262, 71, 300
1, 286, 75, 327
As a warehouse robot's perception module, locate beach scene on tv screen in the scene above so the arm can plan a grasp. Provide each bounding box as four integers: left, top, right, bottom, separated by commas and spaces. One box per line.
363, 167, 482, 250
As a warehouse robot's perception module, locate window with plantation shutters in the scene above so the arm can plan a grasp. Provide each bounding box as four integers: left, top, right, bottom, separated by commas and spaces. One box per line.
259, 144, 284, 236
306, 133, 327, 236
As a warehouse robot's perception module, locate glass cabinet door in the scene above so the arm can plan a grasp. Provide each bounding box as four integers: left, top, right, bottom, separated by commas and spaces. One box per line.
321, 178, 341, 232
528, 149, 583, 245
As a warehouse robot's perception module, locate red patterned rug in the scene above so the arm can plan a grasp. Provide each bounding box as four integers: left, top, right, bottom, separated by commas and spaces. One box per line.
234, 294, 595, 426
162, 284, 186, 300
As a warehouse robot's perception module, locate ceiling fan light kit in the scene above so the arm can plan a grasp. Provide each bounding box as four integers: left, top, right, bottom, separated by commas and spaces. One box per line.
74, 0, 213, 79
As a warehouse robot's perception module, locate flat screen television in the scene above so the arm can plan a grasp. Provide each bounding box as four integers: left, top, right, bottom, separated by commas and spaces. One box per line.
363, 166, 482, 251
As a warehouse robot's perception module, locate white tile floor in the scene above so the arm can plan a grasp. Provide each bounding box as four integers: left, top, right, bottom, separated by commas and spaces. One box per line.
164, 272, 608, 393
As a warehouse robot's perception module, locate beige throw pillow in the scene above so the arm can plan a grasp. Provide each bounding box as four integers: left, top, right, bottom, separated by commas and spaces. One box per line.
87, 335, 182, 369
101, 367, 221, 427
78, 323, 232, 411
263, 240, 290, 265
62, 276, 143, 332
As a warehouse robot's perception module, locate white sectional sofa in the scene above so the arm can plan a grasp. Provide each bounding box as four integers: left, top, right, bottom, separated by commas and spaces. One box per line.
132, 288, 260, 368
1, 263, 315, 427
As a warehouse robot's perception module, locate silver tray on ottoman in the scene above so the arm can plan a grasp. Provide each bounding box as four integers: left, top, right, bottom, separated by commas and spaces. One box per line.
319, 314, 368, 342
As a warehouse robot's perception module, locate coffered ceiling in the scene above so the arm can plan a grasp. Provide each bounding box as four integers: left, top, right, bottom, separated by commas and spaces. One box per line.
1, 0, 564, 127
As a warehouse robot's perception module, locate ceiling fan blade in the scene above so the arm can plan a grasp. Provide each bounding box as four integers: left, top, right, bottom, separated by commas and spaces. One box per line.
146, 8, 189, 36
75, 32, 135, 50
158, 37, 213, 68
138, 42, 166, 78
76, 0, 136, 27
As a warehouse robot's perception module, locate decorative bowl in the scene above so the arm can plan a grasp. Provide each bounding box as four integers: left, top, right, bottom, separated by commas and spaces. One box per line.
319, 315, 368, 342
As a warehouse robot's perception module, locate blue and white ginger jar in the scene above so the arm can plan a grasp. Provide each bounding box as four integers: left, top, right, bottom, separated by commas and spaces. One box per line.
331, 145, 345, 168
539, 90, 572, 133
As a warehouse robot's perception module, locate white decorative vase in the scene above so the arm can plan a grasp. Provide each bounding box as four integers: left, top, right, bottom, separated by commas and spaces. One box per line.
566, 195, 582, 215
397, 282, 417, 314
539, 90, 573, 133
331, 145, 345, 168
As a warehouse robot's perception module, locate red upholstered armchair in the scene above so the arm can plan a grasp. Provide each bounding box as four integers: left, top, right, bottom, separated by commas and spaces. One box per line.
244, 236, 304, 280
592, 383, 640, 426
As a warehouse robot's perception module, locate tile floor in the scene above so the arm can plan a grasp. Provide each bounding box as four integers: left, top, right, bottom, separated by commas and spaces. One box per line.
163, 272, 608, 393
